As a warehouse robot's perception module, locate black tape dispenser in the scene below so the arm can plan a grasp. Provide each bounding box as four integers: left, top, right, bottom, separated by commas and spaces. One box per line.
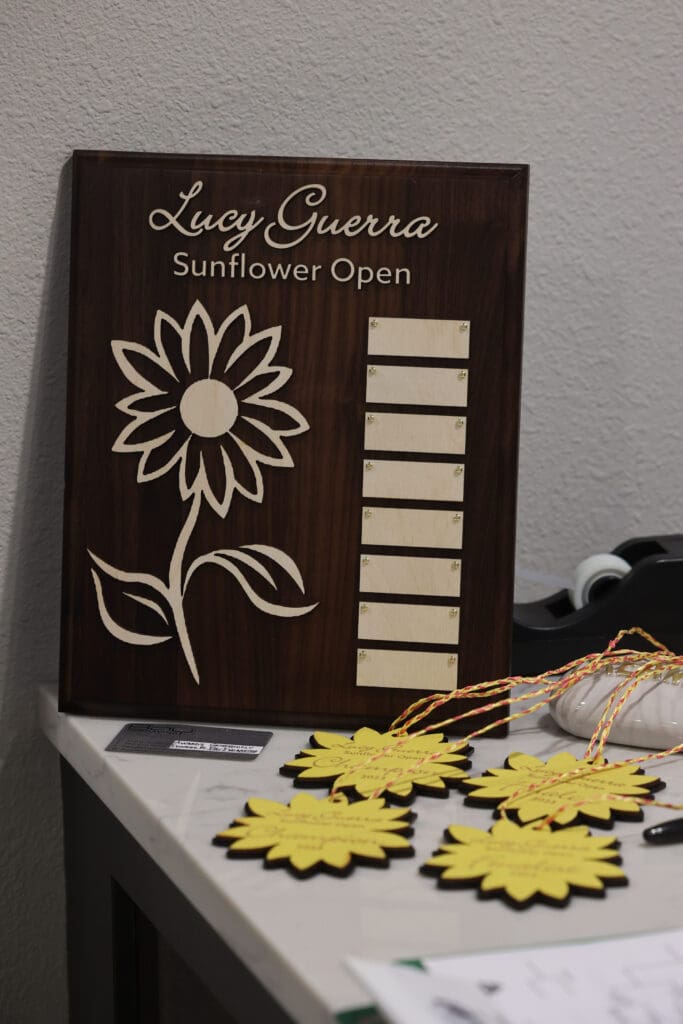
512, 534, 683, 675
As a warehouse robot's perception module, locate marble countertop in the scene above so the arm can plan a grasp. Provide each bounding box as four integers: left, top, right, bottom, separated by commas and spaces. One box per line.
40, 686, 683, 1024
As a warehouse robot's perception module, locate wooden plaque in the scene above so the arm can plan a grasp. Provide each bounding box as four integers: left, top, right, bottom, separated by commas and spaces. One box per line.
60, 151, 527, 730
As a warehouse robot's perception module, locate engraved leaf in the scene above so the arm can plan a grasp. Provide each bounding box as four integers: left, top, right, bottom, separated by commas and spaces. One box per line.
184, 544, 317, 618
212, 550, 277, 589
89, 551, 172, 646
89, 551, 170, 595
240, 543, 306, 592
121, 590, 170, 624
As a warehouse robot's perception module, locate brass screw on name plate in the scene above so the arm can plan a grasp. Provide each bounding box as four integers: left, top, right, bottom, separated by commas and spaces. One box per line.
360, 604, 369, 614
452, 513, 462, 522
370, 319, 379, 328
454, 465, 464, 476
459, 322, 468, 333
448, 655, 457, 666
362, 556, 370, 566
366, 414, 375, 424
449, 608, 458, 618
363, 508, 373, 519
368, 366, 377, 376
358, 650, 368, 661
365, 461, 374, 471
457, 370, 467, 380
455, 417, 464, 428
451, 561, 460, 571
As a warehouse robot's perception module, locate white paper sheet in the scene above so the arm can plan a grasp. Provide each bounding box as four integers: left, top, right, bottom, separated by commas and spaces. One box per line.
348, 928, 683, 1024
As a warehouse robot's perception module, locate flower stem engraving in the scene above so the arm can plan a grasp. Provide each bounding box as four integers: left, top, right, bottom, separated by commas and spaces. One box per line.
167, 489, 202, 682
89, 301, 317, 683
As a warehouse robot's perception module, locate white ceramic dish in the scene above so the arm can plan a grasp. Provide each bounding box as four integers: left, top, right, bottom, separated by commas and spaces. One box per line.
549, 666, 683, 750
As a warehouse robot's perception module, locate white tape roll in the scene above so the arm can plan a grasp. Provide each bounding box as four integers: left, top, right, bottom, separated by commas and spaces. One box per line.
570, 553, 631, 609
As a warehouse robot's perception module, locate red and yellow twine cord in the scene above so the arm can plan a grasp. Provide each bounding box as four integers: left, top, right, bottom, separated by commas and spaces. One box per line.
327, 627, 683, 819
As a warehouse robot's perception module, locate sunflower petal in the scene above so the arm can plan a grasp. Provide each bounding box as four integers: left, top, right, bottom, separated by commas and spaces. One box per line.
208, 307, 249, 376
199, 445, 232, 514
231, 416, 294, 467
322, 845, 352, 871
225, 436, 265, 502
119, 392, 177, 415
311, 732, 351, 749
112, 339, 178, 393
238, 366, 292, 402
137, 434, 187, 483
224, 324, 280, 390
181, 300, 219, 376
240, 398, 309, 436
154, 309, 187, 381
194, 450, 234, 518
113, 410, 178, 452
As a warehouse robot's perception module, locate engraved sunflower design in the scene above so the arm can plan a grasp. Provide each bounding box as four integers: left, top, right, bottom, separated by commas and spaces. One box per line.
422, 819, 627, 907
89, 300, 316, 683
112, 299, 308, 517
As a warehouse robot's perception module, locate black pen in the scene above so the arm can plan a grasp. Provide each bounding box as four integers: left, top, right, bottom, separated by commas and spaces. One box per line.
643, 818, 683, 844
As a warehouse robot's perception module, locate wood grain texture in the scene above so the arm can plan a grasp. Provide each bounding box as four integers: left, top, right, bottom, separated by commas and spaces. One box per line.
60, 151, 528, 733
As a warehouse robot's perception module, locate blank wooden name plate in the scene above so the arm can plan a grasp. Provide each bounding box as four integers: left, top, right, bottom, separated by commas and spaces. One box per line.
60, 151, 528, 731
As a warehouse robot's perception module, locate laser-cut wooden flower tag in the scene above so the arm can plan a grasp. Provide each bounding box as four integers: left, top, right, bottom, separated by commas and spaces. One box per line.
421, 819, 627, 908
213, 793, 415, 878
281, 727, 471, 803
463, 752, 663, 827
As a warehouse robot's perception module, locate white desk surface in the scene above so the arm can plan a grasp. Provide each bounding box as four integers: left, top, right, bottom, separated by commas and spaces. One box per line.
40, 685, 683, 1024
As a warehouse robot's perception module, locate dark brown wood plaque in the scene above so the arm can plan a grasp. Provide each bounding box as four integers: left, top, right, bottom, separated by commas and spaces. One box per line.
60, 151, 527, 730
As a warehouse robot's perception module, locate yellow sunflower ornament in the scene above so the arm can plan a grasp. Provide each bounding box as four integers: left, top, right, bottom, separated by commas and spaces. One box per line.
422, 819, 627, 908
463, 752, 663, 827
214, 792, 415, 878
281, 727, 471, 803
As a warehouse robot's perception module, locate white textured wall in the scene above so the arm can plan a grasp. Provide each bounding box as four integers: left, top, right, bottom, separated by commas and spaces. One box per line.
1, 1, 681, 1019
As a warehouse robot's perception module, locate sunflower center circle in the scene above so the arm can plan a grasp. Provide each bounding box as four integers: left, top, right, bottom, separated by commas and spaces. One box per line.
179, 379, 238, 438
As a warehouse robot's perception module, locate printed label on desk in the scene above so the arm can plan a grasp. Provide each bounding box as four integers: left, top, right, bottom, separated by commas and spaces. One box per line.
106, 722, 273, 760
170, 739, 263, 755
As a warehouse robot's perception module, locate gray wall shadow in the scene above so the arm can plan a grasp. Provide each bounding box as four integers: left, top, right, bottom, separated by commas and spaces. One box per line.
0, 160, 71, 1023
